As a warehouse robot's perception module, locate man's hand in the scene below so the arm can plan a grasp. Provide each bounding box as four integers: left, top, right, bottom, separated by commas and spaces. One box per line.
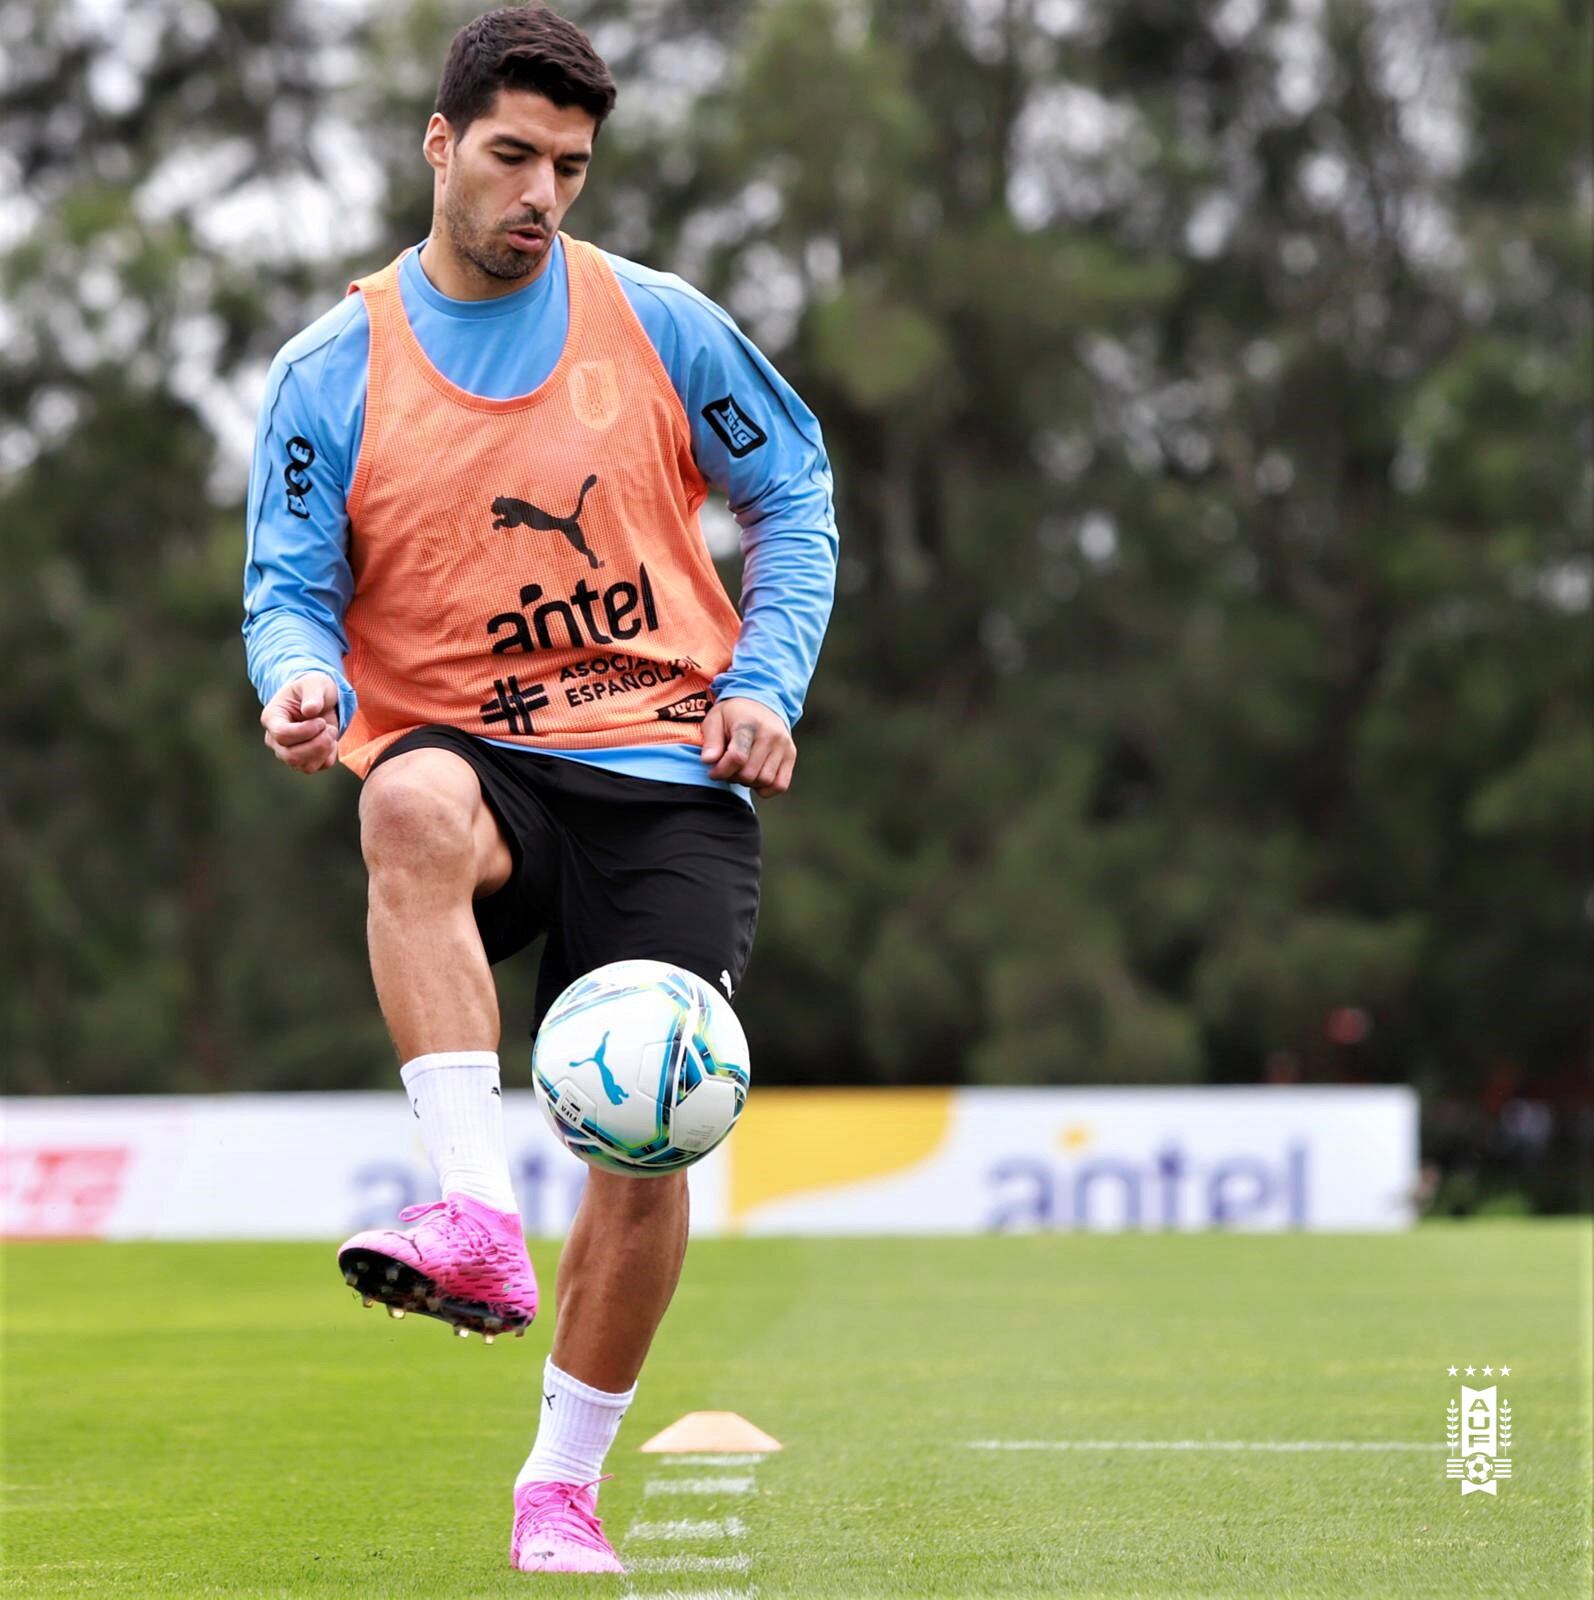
699, 696, 796, 797
260, 672, 342, 775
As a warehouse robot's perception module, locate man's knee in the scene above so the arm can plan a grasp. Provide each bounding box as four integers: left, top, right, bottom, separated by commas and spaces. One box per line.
584, 1169, 688, 1224
360, 751, 481, 884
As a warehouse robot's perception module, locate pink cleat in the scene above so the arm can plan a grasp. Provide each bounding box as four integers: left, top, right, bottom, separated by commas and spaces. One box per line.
337, 1194, 537, 1339
510, 1479, 625, 1574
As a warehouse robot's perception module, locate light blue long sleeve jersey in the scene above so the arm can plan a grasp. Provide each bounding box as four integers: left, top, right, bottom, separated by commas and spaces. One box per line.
243, 236, 838, 793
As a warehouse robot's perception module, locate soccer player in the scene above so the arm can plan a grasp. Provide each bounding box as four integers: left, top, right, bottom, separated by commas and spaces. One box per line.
241, 5, 835, 1574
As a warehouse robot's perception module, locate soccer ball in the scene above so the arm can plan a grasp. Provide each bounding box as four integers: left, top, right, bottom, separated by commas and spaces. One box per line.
532, 960, 750, 1176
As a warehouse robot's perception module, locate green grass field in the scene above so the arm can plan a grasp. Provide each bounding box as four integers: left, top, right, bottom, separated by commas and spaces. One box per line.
2, 1223, 1590, 1598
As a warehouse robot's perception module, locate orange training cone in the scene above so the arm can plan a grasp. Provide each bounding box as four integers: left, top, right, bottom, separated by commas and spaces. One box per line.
638, 1411, 783, 1453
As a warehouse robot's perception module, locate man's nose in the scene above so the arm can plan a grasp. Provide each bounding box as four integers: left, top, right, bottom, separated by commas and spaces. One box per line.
519, 159, 557, 215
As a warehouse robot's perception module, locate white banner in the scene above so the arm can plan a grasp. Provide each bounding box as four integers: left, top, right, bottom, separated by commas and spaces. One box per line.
0, 1086, 1416, 1239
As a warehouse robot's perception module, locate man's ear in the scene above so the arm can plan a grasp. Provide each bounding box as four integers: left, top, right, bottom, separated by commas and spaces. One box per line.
422, 112, 453, 178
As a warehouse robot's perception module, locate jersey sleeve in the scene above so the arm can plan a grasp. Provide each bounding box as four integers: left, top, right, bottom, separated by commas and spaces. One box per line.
620, 269, 838, 729
241, 344, 360, 734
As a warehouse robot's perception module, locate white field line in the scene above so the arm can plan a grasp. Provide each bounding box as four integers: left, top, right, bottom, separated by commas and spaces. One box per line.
968, 1439, 1435, 1453
629, 1454, 763, 1589
644, 1476, 756, 1497
620, 1589, 755, 1600
628, 1554, 754, 1575
628, 1515, 747, 1541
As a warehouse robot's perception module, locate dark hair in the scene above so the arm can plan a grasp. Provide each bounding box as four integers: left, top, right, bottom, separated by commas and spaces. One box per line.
435, 5, 617, 138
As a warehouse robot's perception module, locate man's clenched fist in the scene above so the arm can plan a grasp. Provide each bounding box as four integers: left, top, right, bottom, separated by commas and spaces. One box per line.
261, 672, 342, 774
699, 696, 796, 797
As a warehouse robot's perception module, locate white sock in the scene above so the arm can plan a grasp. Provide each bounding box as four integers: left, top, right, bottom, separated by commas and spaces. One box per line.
399, 1051, 517, 1214
516, 1359, 636, 1493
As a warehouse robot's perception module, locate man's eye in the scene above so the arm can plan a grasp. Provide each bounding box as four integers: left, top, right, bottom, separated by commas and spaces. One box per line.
558, 166, 581, 179
496, 153, 521, 166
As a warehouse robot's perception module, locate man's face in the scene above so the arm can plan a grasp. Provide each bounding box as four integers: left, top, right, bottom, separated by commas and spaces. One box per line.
425, 89, 596, 286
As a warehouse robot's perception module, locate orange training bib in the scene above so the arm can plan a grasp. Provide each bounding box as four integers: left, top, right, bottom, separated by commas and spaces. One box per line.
337, 236, 742, 777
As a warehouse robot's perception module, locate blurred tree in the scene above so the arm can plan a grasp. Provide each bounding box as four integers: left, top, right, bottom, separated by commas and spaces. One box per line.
0, 0, 389, 1089
640, 0, 1592, 1111
2, 0, 1589, 1207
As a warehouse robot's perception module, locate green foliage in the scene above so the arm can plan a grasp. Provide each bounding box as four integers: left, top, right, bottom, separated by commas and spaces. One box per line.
1, 0, 1588, 1185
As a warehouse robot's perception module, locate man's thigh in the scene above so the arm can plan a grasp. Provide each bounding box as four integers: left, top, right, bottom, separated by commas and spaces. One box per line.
361, 744, 514, 894
367, 729, 559, 963
527, 764, 762, 1030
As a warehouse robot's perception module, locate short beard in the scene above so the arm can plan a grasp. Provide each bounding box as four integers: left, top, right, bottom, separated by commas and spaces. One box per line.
442, 187, 545, 284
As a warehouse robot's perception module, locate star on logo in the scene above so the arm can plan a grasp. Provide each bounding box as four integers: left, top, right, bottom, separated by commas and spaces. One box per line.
1482, 1365, 1493, 1376
1465, 1366, 1476, 1376
1500, 1365, 1511, 1376
1447, 1365, 1458, 1376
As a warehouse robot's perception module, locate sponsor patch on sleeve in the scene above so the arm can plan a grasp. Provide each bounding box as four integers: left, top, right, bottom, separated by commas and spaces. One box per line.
283, 435, 316, 519
700, 394, 768, 458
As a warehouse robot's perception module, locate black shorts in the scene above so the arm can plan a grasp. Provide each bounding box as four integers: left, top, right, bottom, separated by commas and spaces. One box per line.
370, 728, 761, 1032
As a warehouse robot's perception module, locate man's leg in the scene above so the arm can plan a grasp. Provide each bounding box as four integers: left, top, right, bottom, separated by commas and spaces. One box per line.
360, 747, 512, 1061
509, 773, 758, 1572
511, 1171, 687, 1499
362, 746, 520, 1212
338, 747, 537, 1333
552, 1171, 689, 1391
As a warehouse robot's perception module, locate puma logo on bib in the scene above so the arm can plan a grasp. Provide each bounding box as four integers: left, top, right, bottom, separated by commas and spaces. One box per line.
491, 474, 603, 569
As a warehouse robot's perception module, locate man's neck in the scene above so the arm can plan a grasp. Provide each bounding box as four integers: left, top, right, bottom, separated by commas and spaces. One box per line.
418, 227, 555, 302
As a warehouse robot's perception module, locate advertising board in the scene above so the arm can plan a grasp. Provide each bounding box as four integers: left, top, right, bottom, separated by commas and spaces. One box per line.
0, 1086, 1417, 1238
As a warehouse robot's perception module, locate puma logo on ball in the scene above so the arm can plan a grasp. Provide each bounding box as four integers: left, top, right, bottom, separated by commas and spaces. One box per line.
491, 474, 603, 569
